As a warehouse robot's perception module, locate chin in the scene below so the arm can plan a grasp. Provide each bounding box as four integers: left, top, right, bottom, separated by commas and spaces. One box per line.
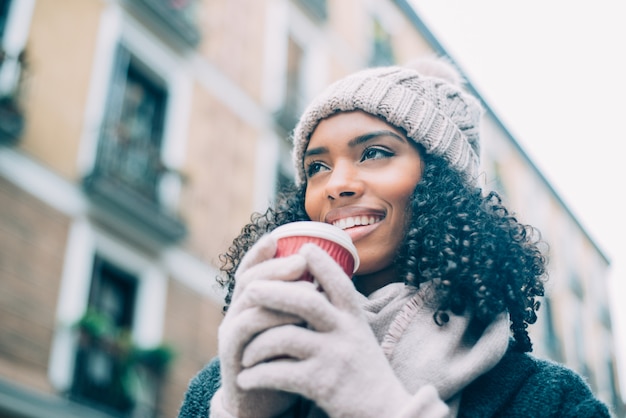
352, 259, 393, 277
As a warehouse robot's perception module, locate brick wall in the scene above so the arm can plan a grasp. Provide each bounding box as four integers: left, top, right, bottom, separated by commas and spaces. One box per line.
159, 277, 223, 417
0, 175, 70, 394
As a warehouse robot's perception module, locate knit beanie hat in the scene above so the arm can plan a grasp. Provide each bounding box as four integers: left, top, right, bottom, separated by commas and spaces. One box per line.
291, 57, 483, 185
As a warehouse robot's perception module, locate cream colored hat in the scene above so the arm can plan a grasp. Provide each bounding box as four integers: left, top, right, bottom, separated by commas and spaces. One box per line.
291, 57, 483, 185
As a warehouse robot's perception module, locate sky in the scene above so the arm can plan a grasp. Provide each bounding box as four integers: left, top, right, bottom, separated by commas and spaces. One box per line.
409, 0, 626, 393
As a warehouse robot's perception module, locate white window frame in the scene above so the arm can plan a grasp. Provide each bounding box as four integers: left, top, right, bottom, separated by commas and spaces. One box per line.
49, 218, 168, 391
77, 3, 192, 212
255, 0, 329, 208
49, 2, 192, 389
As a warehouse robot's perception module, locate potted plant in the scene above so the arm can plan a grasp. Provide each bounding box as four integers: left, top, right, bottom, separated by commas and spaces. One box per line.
73, 309, 176, 413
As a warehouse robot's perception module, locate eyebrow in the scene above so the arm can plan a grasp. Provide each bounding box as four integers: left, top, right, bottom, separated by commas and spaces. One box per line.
303, 130, 407, 158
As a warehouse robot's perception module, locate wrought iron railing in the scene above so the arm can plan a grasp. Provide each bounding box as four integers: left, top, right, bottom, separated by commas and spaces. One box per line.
131, 0, 201, 46
71, 311, 174, 417
296, 0, 328, 21
84, 127, 186, 243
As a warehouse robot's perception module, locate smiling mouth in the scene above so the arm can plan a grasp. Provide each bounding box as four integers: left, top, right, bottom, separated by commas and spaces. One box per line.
332, 216, 383, 230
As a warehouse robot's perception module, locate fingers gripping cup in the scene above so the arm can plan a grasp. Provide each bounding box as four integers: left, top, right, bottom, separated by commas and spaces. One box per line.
270, 221, 359, 284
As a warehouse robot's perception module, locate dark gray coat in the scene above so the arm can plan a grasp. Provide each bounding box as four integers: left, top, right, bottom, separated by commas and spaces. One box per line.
178, 350, 611, 417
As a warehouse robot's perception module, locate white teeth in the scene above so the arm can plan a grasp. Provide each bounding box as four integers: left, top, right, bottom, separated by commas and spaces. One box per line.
332, 216, 381, 230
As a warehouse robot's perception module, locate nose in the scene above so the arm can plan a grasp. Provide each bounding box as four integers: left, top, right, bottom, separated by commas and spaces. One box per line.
325, 161, 363, 200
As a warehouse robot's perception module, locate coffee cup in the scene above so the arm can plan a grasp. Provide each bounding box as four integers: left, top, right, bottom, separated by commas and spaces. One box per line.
270, 221, 359, 282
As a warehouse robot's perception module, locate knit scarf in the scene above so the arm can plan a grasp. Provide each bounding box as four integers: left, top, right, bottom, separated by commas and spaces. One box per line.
360, 282, 510, 417
301, 282, 510, 417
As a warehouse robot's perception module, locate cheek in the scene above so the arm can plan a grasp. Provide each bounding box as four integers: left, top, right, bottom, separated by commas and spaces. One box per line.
383, 171, 419, 240
304, 187, 320, 220
390, 165, 422, 208
397, 190, 416, 232
386, 173, 419, 213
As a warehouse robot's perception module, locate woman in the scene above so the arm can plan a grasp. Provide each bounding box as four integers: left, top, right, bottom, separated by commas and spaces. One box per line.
179, 58, 610, 417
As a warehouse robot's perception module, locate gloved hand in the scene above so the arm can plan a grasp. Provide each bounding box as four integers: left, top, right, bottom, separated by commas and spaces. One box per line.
211, 234, 308, 418
234, 244, 449, 418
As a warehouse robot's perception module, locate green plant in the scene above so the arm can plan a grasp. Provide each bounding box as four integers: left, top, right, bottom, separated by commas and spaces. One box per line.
133, 344, 176, 374
74, 308, 115, 339
73, 309, 176, 407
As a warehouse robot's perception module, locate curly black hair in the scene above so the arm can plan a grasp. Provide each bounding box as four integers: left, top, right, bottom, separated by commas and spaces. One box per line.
217, 152, 547, 353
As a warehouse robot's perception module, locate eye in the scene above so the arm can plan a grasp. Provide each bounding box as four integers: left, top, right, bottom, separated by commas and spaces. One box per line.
361, 146, 393, 162
305, 161, 329, 178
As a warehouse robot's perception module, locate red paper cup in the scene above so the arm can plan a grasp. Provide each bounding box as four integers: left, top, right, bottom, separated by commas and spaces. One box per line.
270, 221, 359, 283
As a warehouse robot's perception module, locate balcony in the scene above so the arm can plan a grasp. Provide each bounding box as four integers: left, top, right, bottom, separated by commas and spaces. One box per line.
0, 48, 26, 144
295, 0, 328, 21
83, 127, 187, 244
131, 0, 201, 47
71, 309, 174, 417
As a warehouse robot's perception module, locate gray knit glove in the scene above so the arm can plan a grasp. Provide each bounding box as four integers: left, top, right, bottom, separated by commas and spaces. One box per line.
235, 244, 449, 418
210, 234, 305, 418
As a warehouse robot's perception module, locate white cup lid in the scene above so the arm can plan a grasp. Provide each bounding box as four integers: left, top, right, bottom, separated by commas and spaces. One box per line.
270, 221, 359, 272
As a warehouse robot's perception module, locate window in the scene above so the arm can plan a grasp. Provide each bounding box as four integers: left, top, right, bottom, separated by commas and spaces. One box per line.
608, 357, 621, 413
294, 0, 327, 21
71, 256, 139, 415
273, 35, 307, 196
259, 3, 327, 205
0, 0, 31, 143
369, 19, 394, 67
83, 38, 186, 241
541, 297, 563, 362
69, 253, 171, 417
275, 35, 306, 136
0, 0, 11, 38
573, 305, 593, 386
569, 272, 584, 300
0, 0, 29, 97
490, 160, 508, 198
275, 146, 295, 198
132, 0, 201, 46
49, 222, 171, 415
96, 45, 168, 203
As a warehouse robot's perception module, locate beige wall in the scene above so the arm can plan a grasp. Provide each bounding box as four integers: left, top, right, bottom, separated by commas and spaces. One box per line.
161, 279, 223, 417
199, 0, 268, 103
181, 83, 260, 265
323, 1, 435, 85
22, 0, 103, 180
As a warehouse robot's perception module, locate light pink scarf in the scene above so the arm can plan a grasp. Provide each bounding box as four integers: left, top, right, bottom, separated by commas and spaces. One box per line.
359, 282, 510, 417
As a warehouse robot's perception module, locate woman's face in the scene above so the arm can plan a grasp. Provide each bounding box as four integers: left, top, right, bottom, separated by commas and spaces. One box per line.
304, 111, 424, 277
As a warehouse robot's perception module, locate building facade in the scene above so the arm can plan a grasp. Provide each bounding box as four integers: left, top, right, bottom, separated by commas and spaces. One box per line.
0, 0, 622, 416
